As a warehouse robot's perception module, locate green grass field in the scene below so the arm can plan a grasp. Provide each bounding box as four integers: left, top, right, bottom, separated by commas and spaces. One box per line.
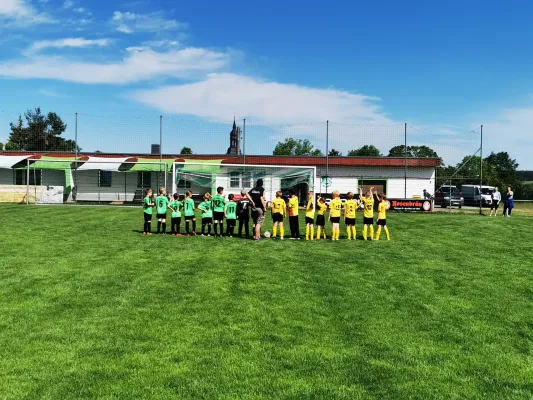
1, 204, 532, 399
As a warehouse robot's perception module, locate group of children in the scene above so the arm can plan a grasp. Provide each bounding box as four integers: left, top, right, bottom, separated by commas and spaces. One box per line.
142, 186, 390, 241
142, 186, 251, 237
269, 187, 390, 241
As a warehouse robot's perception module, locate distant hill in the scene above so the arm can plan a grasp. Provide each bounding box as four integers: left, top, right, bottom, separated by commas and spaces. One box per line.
517, 171, 533, 181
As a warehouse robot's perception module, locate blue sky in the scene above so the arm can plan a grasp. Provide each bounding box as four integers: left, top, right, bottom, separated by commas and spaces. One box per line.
0, 0, 532, 167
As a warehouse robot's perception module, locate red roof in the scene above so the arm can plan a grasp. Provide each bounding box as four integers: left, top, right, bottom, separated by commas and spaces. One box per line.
0, 152, 440, 167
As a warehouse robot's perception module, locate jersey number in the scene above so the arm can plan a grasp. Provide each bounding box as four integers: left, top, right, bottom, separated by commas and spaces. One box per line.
228, 205, 236, 213
186, 203, 192, 210
158, 199, 164, 208
366, 204, 373, 210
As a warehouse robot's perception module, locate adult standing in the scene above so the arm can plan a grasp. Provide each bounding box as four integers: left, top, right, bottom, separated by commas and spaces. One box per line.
502, 186, 514, 217
248, 179, 266, 240
489, 187, 501, 216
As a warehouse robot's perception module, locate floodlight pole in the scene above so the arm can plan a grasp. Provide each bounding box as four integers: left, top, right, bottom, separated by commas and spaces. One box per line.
160, 115, 163, 189
480, 124, 483, 215
243, 118, 246, 165
326, 120, 329, 195
75, 112, 78, 159
26, 158, 30, 205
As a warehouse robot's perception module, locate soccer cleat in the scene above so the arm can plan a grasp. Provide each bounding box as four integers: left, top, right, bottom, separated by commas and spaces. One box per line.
280, 237, 284, 240
186, 234, 190, 237
193, 232, 197, 236
142, 232, 147, 235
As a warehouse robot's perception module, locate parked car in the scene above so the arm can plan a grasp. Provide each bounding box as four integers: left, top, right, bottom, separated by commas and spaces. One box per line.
461, 185, 495, 207
434, 185, 464, 208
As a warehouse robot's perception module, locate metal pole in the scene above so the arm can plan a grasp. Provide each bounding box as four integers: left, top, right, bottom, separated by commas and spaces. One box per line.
26, 158, 30, 205
326, 120, 329, 194
404, 122, 407, 198
159, 115, 163, 189
75, 112, 78, 158
480, 124, 483, 215
243, 118, 246, 165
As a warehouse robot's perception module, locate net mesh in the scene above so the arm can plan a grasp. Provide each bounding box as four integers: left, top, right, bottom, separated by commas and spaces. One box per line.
173, 162, 315, 201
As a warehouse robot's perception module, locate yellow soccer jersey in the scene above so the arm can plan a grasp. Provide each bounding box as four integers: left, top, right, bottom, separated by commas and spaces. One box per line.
305, 198, 315, 218
271, 198, 286, 215
288, 196, 299, 217
361, 197, 375, 218
344, 199, 357, 219
378, 201, 387, 220
329, 198, 342, 218
317, 202, 327, 215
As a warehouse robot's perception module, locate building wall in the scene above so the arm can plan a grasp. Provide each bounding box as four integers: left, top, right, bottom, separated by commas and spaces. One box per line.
0, 168, 12, 184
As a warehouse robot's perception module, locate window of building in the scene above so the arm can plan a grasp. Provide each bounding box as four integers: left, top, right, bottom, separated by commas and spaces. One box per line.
99, 170, 112, 187
14, 169, 42, 185
229, 172, 240, 188
137, 171, 151, 188
242, 173, 253, 189
177, 179, 191, 189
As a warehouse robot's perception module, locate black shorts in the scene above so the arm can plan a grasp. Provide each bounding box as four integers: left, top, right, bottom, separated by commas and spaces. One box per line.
272, 213, 284, 223
364, 217, 374, 225
144, 213, 152, 222
305, 217, 314, 225
202, 217, 212, 225
377, 219, 386, 226
213, 212, 224, 221
345, 218, 355, 226
316, 215, 325, 227
226, 219, 236, 227
157, 213, 167, 219
330, 217, 340, 224
185, 215, 195, 221
171, 217, 181, 223
491, 201, 499, 210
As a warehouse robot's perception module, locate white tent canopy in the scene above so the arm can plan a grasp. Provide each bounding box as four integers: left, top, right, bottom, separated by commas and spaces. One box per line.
76, 157, 130, 171
0, 155, 31, 169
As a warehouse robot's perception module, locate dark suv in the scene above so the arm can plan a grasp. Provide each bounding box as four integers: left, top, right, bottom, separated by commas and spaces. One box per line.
434, 185, 464, 208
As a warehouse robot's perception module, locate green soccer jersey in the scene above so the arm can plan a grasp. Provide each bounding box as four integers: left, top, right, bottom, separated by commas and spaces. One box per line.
143, 196, 153, 215
169, 200, 182, 218
199, 201, 213, 218
212, 195, 225, 212
184, 198, 195, 217
225, 201, 237, 220
156, 195, 169, 215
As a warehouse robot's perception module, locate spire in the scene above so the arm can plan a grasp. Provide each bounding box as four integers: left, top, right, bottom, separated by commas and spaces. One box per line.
233, 116, 236, 131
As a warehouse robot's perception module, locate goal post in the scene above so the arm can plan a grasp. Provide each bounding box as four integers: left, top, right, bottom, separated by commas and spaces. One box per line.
20, 158, 168, 205
172, 161, 317, 202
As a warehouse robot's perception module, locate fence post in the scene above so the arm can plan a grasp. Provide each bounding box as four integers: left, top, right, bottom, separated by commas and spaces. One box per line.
326, 120, 329, 195
26, 158, 30, 205
74, 112, 78, 202
479, 124, 483, 215
159, 115, 163, 188
404, 122, 407, 198
243, 118, 246, 164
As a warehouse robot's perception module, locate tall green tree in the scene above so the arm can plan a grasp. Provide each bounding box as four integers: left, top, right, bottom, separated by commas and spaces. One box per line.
0, 142, 3, 151
6, 108, 79, 152
328, 149, 342, 156
388, 145, 440, 158
180, 147, 193, 155
273, 138, 323, 156
347, 145, 382, 157
485, 152, 519, 188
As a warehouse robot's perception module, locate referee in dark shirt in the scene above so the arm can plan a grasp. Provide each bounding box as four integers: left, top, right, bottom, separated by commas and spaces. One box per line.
248, 179, 266, 240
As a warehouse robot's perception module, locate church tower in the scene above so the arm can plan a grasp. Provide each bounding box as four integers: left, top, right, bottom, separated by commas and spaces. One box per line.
226, 118, 242, 155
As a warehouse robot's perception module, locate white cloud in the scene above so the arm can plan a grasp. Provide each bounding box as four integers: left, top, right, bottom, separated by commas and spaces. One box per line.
62, 0, 75, 9
131, 73, 393, 125
73, 7, 86, 13
0, 47, 229, 84
0, 0, 53, 25
39, 89, 69, 98
111, 10, 187, 34
481, 106, 533, 169
26, 37, 112, 54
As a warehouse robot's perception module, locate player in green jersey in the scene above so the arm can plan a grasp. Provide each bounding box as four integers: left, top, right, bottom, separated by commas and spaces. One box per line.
183, 190, 197, 236
155, 187, 171, 234
212, 186, 226, 237
224, 194, 237, 237
142, 188, 154, 235
198, 192, 214, 236
169, 193, 183, 236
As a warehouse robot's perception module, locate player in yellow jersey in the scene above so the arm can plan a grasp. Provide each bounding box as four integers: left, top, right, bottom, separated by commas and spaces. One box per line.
359, 186, 375, 240
315, 197, 328, 240
329, 191, 342, 241
374, 191, 390, 240
305, 191, 315, 240
270, 191, 286, 240
344, 192, 357, 240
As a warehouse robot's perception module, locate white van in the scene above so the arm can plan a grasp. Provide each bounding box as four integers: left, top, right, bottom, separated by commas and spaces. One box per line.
461, 185, 495, 207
